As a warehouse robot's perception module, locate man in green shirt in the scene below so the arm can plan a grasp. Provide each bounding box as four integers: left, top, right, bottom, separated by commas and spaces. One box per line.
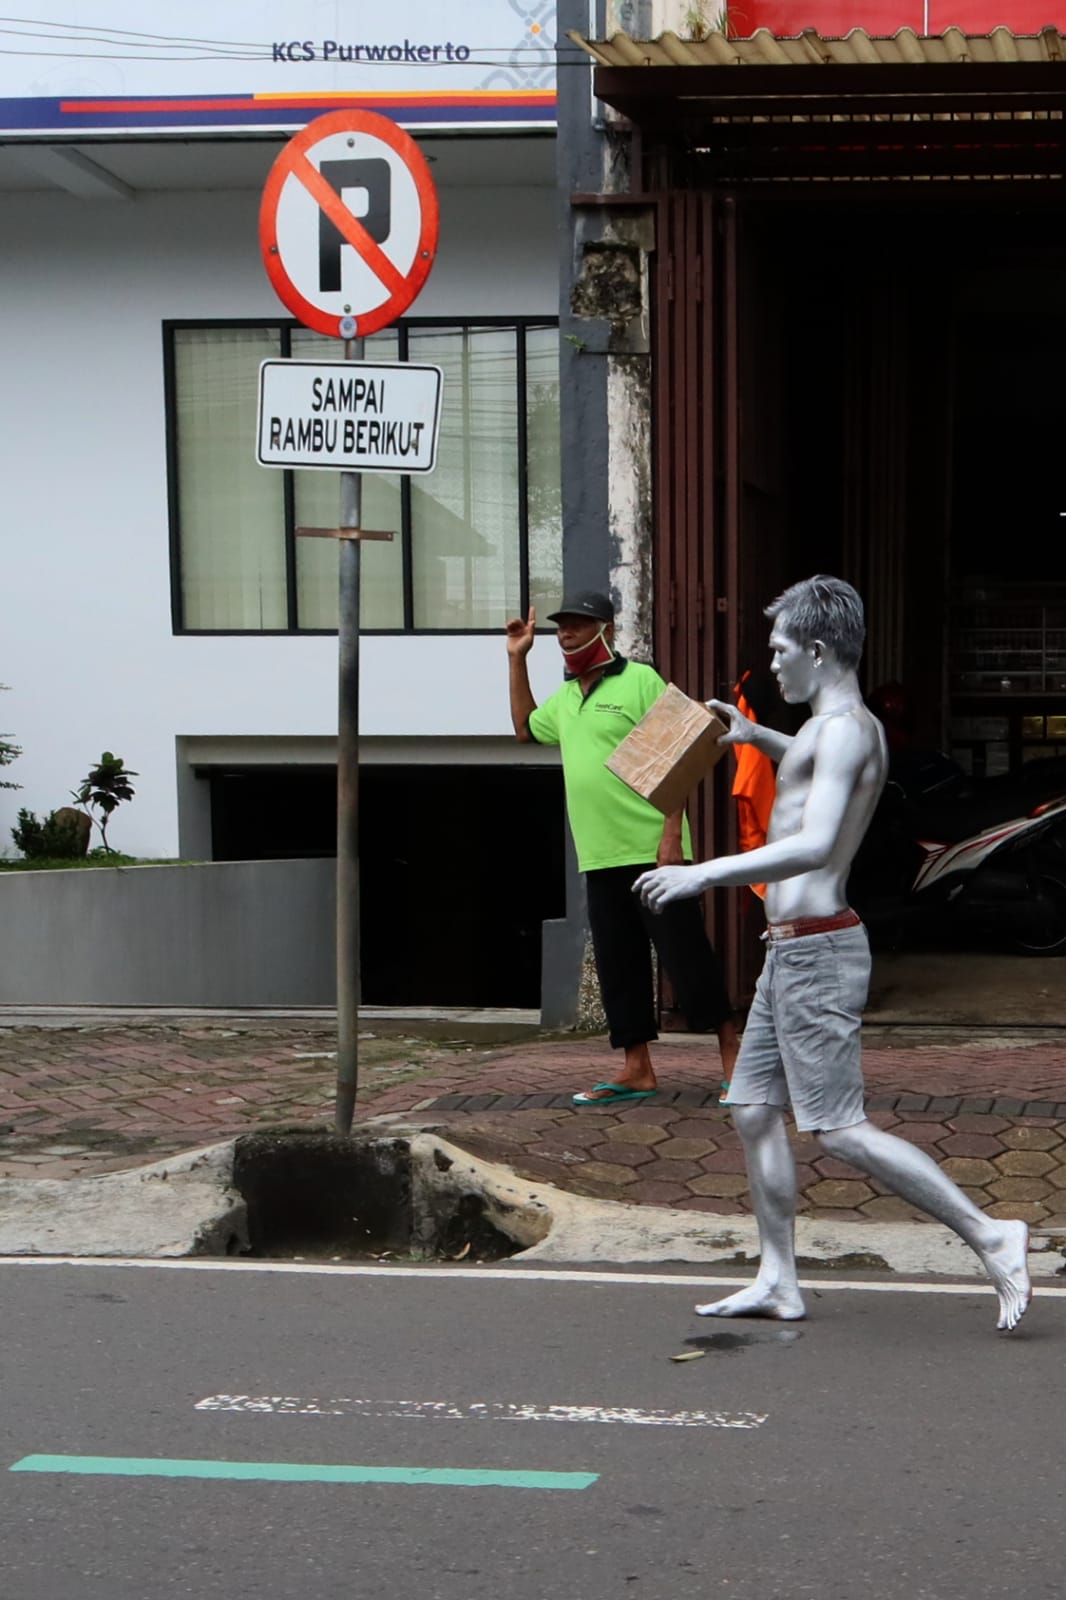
507, 589, 738, 1103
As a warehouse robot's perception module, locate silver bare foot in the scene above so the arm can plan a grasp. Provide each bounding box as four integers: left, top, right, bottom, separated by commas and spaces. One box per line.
977, 1220, 1032, 1332
695, 1282, 806, 1320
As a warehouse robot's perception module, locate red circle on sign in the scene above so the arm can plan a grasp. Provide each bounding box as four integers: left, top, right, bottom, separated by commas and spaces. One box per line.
259, 109, 440, 338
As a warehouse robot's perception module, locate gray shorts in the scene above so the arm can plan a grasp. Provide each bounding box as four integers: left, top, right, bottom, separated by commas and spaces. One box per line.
722, 922, 871, 1133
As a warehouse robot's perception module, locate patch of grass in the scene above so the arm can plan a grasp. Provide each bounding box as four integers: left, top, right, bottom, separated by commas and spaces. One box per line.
0, 855, 189, 871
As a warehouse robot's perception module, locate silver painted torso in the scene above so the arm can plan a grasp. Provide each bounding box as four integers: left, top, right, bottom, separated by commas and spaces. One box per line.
763, 704, 888, 923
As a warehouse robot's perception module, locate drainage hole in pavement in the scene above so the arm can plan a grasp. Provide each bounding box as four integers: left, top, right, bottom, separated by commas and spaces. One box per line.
230, 1132, 519, 1264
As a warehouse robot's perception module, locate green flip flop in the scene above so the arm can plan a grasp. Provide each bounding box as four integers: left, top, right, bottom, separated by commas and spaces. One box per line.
572, 1082, 657, 1106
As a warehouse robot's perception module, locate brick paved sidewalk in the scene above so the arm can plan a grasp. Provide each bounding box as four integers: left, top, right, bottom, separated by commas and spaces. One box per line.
4, 1019, 1066, 1230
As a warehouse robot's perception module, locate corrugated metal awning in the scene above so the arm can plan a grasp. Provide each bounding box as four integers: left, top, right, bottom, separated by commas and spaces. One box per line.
569, 25, 1065, 70
566, 26, 1066, 181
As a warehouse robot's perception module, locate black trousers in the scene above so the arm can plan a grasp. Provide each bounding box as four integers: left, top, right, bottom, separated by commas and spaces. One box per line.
584, 864, 733, 1051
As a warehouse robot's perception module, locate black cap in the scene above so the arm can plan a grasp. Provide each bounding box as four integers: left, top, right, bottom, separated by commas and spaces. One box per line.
546, 590, 615, 624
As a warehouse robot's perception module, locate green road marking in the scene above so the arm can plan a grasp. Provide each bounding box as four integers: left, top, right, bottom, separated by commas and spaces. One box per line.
10, 1455, 598, 1491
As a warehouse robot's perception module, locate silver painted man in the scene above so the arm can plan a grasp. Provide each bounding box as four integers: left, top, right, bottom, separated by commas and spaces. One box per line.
636, 575, 1031, 1332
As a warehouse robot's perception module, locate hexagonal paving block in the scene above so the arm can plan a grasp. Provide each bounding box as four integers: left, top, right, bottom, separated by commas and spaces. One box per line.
605, 1122, 671, 1146
647, 1160, 709, 1184
1034, 1212, 1066, 1231
989, 1175, 1052, 1203
890, 1121, 949, 1145
939, 1157, 999, 1186
673, 1195, 746, 1215
938, 1134, 1005, 1160
670, 1118, 725, 1141
949, 1115, 1010, 1135
509, 1153, 590, 1184
660, 1137, 718, 1162
807, 1179, 875, 1208
513, 1110, 570, 1129
813, 1156, 864, 1181
700, 1148, 750, 1175
984, 1200, 1049, 1223
621, 1106, 682, 1126
534, 1125, 608, 1152
625, 1180, 694, 1208
589, 1142, 658, 1168
806, 1207, 869, 1222
1000, 1126, 1062, 1152
1041, 1165, 1066, 1190
573, 1161, 640, 1187
858, 1196, 926, 1222
688, 1172, 750, 1198
994, 1150, 1057, 1178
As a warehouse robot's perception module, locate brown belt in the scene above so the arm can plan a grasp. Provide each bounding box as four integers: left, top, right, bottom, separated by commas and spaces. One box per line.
763, 908, 861, 942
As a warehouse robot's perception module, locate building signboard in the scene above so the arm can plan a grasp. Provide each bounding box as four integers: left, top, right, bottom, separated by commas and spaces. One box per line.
0, 0, 556, 137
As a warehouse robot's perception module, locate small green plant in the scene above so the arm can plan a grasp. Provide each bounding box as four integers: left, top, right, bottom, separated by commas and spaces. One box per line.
11, 808, 85, 860
684, 1, 727, 40
74, 751, 138, 854
0, 684, 20, 791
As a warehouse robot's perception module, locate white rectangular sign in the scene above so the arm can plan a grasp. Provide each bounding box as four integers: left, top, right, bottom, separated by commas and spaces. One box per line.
256, 360, 442, 475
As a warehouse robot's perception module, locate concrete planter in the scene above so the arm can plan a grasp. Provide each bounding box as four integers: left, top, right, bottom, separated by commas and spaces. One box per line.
0, 858, 335, 1007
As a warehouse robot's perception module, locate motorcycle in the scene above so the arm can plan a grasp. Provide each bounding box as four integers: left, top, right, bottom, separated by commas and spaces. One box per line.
849, 754, 1066, 955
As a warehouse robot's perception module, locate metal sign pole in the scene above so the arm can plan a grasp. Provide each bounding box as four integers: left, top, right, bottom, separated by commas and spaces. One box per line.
335, 334, 363, 1134
258, 112, 440, 1134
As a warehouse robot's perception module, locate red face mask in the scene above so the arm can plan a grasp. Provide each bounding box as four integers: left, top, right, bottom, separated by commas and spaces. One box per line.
561, 626, 615, 678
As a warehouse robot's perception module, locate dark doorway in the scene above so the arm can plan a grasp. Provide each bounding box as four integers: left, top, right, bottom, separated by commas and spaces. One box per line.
206, 763, 566, 1007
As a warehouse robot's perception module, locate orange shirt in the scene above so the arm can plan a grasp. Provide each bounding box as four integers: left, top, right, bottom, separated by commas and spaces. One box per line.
732, 676, 775, 901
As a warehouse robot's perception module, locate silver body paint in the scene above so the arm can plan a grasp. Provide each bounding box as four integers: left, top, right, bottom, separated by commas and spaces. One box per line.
635, 586, 1031, 1331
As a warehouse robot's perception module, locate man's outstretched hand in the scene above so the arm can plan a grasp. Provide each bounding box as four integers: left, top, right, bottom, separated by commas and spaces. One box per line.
635, 863, 709, 912
506, 606, 536, 658
706, 698, 753, 746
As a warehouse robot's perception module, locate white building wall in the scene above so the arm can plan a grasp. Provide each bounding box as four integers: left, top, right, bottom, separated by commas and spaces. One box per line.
0, 177, 561, 858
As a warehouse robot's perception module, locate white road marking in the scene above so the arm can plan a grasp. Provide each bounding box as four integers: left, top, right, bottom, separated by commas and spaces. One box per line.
0, 1256, 1059, 1297
194, 1394, 767, 1429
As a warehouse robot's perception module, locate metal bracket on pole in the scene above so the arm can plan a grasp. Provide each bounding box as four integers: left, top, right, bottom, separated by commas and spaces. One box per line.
296, 527, 395, 542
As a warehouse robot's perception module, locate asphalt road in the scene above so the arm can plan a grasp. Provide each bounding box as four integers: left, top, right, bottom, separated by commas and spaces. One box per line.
1, 1260, 1063, 1600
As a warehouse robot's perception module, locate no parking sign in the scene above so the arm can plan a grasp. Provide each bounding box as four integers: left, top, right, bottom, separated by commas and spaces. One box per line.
256, 110, 441, 1134
259, 108, 439, 338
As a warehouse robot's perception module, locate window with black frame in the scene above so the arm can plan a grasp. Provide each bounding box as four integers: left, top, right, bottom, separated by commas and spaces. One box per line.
166, 318, 562, 634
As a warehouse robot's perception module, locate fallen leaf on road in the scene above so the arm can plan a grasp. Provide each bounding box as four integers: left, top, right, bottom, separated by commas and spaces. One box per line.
669, 1349, 706, 1363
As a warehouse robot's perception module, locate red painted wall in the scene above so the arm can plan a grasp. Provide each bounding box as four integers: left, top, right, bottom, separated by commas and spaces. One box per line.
731, 2, 1066, 33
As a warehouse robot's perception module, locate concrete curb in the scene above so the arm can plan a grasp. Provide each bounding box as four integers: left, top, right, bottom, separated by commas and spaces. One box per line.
0, 1143, 247, 1258
414, 1133, 1063, 1279
0, 1129, 1061, 1283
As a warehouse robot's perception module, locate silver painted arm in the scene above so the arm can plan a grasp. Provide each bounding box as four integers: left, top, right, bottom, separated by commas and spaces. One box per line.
706, 699, 792, 764
637, 716, 864, 907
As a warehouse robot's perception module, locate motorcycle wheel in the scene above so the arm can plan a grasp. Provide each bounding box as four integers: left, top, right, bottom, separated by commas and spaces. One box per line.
1014, 876, 1066, 956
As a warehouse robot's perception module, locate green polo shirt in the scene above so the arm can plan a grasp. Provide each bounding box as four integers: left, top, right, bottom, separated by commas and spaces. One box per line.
528, 655, 693, 872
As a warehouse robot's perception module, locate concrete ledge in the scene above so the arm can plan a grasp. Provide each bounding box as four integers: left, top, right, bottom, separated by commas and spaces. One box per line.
0, 858, 335, 1006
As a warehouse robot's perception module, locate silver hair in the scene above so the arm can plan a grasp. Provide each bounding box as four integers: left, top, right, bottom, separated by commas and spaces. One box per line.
765, 575, 865, 669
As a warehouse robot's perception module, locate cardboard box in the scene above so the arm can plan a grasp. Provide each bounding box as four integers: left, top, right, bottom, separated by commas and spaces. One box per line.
606, 684, 728, 815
